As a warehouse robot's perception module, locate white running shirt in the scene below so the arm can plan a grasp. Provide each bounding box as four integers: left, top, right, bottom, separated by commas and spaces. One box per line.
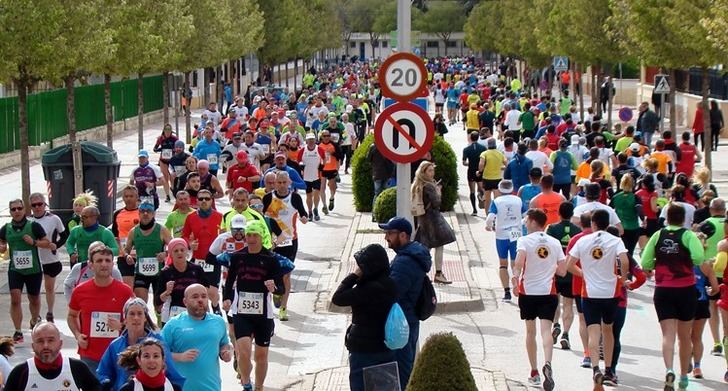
486, 195, 526, 240
516, 232, 565, 295
573, 201, 621, 226
568, 231, 626, 298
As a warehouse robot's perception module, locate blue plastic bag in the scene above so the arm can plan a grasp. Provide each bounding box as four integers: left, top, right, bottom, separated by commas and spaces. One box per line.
384, 303, 410, 350
274, 252, 295, 275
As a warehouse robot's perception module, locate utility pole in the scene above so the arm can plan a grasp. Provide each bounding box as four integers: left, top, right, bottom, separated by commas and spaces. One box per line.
396, 0, 412, 223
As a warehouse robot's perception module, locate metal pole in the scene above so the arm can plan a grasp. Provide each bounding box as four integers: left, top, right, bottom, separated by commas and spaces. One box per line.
659, 93, 665, 134
396, 0, 413, 223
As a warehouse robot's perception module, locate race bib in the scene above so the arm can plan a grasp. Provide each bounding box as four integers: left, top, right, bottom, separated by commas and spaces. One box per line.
330, 133, 340, 143
196, 259, 215, 273
169, 306, 186, 318
260, 144, 270, 155
207, 154, 218, 165
161, 149, 173, 159
278, 234, 293, 247
90, 312, 121, 338
174, 166, 186, 176
509, 227, 522, 242
138, 257, 159, 276
237, 292, 264, 315
12, 250, 33, 270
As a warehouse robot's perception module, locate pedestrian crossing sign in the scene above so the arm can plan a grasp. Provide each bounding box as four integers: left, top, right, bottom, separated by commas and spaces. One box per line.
553, 56, 568, 72
654, 74, 670, 94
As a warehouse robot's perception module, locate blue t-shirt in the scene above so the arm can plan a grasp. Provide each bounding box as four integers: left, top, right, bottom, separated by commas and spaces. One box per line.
694, 266, 708, 301
192, 139, 222, 170
520, 184, 542, 210
551, 151, 574, 185
161, 313, 230, 391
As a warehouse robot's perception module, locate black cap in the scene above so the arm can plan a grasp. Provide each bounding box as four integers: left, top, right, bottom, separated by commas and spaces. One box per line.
378, 217, 412, 236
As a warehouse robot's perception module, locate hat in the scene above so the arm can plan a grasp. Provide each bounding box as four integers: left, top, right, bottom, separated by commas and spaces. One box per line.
571, 135, 579, 145
231, 215, 247, 230
378, 217, 413, 236
305, 133, 316, 140
274, 152, 287, 160
498, 180, 514, 194
138, 150, 149, 158
139, 202, 155, 211
577, 179, 591, 187
236, 150, 249, 162
244, 220, 268, 237
629, 142, 640, 152
174, 140, 185, 148
168, 238, 188, 252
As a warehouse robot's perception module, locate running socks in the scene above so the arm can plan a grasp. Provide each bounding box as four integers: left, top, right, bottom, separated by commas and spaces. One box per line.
530, 369, 539, 377
469, 193, 476, 211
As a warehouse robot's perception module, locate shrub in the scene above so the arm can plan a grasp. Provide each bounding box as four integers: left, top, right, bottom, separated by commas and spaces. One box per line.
351, 134, 459, 212
373, 187, 397, 223
406, 332, 477, 391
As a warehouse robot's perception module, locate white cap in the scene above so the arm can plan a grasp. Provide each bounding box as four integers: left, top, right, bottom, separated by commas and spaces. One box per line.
571, 135, 579, 145
231, 215, 247, 229
577, 179, 591, 187
629, 142, 640, 152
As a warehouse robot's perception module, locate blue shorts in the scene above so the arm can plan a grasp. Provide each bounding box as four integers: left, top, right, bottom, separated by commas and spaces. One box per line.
495, 239, 517, 261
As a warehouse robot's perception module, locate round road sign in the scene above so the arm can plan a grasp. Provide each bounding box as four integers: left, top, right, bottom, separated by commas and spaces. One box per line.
618, 107, 633, 122
378, 52, 428, 101
374, 102, 434, 164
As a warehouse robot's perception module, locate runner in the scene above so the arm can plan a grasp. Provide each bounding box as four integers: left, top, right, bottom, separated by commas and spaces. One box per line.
112, 185, 140, 288
63, 241, 124, 303
485, 180, 526, 302
181, 189, 223, 316
156, 238, 208, 326
66, 206, 119, 265
241, 130, 267, 172
196, 160, 225, 201
530, 175, 566, 226
511, 208, 567, 391
67, 244, 135, 373
567, 209, 629, 388
3, 322, 100, 390
318, 130, 341, 214
123, 202, 172, 315
67, 191, 97, 234
545, 201, 581, 350
640, 203, 720, 391
572, 184, 623, 235
462, 131, 487, 215
152, 124, 177, 202
161, 284, 233, 391
164, 190, 194, 239
298, 133, 325, 220
263, 171, 308, 321
192, 127, 222, 176
226, 151, 261, 196
116, 338, 183, 391
27, 193, 66, 323
223, 220, 285, 391
477, 137, 506, 213
712, 224, 728, 360
260, 152, 306, 192
0, 199, 50, 343
517, 168, 542, 211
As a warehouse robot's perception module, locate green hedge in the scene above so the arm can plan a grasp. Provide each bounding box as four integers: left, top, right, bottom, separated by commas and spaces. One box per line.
406, 332, 477, 391
351, 134, 459, 212
373, 187, 397, 223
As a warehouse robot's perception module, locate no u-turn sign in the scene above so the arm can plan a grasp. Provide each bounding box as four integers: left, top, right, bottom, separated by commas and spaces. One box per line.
374, 102, 434, 164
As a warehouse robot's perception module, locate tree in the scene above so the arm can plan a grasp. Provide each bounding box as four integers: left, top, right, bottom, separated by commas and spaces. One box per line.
349, 0, 388, 60
418, 1, 467, 57
0, 0, 70, 206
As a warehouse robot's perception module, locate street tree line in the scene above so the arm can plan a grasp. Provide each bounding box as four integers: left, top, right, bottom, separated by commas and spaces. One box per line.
0, 0, 340, 207
464, 0, 728, 171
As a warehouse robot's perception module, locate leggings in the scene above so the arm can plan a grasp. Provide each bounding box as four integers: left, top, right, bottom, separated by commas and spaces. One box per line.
711, 125, 721, 150
611, 306, 627, 372
694, 132, 704, 151
621, 228, 640, 258
341, 145, 352, 170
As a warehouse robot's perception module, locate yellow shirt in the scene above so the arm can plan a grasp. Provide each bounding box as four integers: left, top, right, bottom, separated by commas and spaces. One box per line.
466, 110, 480, 130
479, 149, 506, 180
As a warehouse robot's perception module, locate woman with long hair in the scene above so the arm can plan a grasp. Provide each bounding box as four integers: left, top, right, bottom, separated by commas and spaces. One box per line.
609, 174, 641, 257
636, 175, 659, 250
0, 336, 15, 390
709, 100, 724, 151
411, 160, 456, 284
117, 338, 181, 391
97, 298, 184, 391
153, 124, 178, 203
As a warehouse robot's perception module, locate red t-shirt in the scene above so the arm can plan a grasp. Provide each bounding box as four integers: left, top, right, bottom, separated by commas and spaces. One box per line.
68, 279, 134, 361
676, 143, 697, 178
635, 189, 658, 219
182, 210, 223, 260
567, 229, 592, 297
226, 163, 260, 193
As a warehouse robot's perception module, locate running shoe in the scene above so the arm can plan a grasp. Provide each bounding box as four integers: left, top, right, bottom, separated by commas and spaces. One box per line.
313, 209, 320, 221
581, 356, 592, 368
527, 374, 541, 387
322, 205, 329, 215
603, 372, 618, 386
273, 294, 282, 309
711, 343, 722, 356
542, 362, 554, 391
279, 307, 288, 321
664, 370, 675, 391
243, 383, 253, 391
46, 312, 54, 323
434, 272, 452, 284
471, 210, 477, 216
335, 173, 341, 183
559, 333, 571, 350
593, 371, 605, 391
552, 323, 561, 345
692, 367, 703, 379
165, 195, 171, 203
12, 331, 23, 344
502, 290, 512, 302
678, 375, 688, 390
328, 197, 335, 211
29, 316, 41, 329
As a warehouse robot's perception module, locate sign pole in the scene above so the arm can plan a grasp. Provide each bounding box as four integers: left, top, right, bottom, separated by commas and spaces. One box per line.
396, 0, 413, 223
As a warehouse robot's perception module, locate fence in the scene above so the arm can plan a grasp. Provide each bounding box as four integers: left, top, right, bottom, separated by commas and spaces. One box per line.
0, 75, 163, 154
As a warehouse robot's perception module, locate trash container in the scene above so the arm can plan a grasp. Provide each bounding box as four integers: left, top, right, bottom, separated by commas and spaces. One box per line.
42, 141, 121, 227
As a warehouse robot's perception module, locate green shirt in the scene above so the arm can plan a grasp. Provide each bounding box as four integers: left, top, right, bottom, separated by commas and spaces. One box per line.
5, 221, 42, 275
641, 225, 705, 270
132, 223, 164, 276
610, 191, 640, 230
546, 221, 581, 282
614, 136, 633, 153
66, 225, 119, 263
519, 111, 535, 132
164, 209, 193, 238
700, 216, 725, 260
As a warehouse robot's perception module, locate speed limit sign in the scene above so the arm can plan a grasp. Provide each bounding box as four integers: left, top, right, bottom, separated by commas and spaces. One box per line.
378, 52, 428, 101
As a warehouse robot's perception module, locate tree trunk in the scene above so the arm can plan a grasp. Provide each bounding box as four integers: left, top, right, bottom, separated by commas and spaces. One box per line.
294, 58, 298, 89
606, 66, 614, 130
203, 67, 210, 105
173, 73, 179, 135
217, 65, 224, 107
162, 71, 170, 126
285, 61, 289, 89
702, 66, 712, 172
17, 76, 31, 209
137, 73, 144, 150
184, 71, 192, 144
64, 75, 84, 197
105, 73, 113, 148
578, 63, 585, 120
569, 60, 575, 101
669, 68, 676, 134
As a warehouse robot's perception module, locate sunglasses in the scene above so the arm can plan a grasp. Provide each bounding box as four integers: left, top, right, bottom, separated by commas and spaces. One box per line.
250, 204, 263, 209
10, 207, 23, 212
31, 203, 45, 207
198, 197, 212, 201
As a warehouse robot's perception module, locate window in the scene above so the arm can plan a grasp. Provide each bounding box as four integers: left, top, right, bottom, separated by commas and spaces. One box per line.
382, 40, 388, 48
350, 41, 356, 48
446, 40, 457, 48
426, 41, 438, 48
373, 40, 379, 48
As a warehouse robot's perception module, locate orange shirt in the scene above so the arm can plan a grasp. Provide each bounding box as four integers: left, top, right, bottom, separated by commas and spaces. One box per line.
531, 191, 565, 225
320, 142, 337, 171
651, 151, 672, 174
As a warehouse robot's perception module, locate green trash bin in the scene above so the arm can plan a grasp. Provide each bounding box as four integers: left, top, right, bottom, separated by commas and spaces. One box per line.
42, 141, 121, 226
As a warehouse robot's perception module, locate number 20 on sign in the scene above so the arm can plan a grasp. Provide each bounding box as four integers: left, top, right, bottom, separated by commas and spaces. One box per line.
379, 52, 429, 101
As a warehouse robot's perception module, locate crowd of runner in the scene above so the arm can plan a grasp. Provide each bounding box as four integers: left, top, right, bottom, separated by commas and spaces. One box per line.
1, 55, 728, 391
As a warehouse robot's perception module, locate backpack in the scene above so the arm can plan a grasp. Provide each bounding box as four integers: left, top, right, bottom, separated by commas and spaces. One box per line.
415, 274, 437, 321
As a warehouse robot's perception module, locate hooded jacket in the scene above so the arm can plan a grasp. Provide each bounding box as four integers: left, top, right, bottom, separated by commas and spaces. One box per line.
332, 244, 397, 352
389, 241, 432, 324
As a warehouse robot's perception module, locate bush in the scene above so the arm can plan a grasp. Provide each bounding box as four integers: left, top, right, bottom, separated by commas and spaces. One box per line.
373, 187, 397, 223
406, 332, 477, 391
351, 134, 459, 212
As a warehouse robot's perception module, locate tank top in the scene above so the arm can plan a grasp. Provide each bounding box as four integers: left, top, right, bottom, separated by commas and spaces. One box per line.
132, 378, 174, 391
25, 356, 80, 391
300, 146, 323, 182
133, 224, 164, 277
266, 192, 298, 245
635, 189, 657, 219
654, 228, 694, 288
6, 221, 41, 275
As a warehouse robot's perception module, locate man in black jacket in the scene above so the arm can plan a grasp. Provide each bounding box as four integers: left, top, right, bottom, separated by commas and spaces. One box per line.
332, 243, 397, 391
637, 101, 659, 148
